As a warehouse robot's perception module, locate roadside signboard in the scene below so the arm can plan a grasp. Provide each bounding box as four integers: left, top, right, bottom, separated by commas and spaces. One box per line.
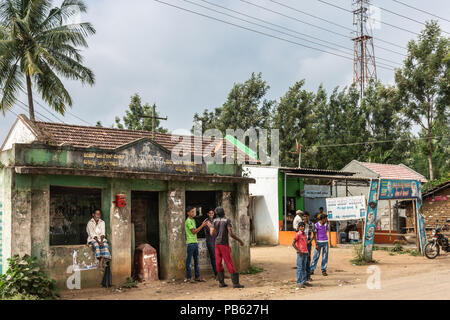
326, 196, 366, 221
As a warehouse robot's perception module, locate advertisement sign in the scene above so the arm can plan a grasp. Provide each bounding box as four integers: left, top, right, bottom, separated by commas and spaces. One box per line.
363, 180, 379, 261
379, 179, 421, 200
304, 185, 331, 198
326, 196, 366, 221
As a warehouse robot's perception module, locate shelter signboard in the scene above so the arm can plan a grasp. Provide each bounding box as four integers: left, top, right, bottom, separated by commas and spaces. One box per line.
304, 185, 331, 198
326, 196, 366, 221
379, 179, 421, 200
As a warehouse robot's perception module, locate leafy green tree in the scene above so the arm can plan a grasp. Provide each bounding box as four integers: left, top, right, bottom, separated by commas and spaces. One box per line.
115, 93, 168, 133
361, 82, 413, 164
0, 0, 95, 121
395, 21, 449, 180
313, 85, 368, 170
193, 72, 275, 133
272, 80, 317, 167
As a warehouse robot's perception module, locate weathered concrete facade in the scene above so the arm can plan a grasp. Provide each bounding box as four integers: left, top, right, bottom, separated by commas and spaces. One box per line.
0, 117, 255, 290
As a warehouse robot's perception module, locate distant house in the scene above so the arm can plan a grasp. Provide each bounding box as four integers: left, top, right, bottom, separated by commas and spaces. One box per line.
340, 161, 428, 232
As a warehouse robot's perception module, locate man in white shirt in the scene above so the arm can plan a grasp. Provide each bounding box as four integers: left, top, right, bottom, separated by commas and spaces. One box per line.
87, 209, 111, 268
293, 210, 304, 232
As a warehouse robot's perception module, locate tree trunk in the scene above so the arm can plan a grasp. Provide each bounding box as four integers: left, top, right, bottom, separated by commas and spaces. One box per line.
26, 73, 35, 121
427, 133, 434, 181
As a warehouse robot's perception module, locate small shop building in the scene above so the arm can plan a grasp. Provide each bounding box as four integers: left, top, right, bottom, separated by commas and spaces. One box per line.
340, 161, 428, 243
243, 165, 364, 246
0, 115, 255, 289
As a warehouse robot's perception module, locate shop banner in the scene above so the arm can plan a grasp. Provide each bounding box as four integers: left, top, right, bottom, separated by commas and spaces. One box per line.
363, 180, 379, 261
326, 196, 366, 221
379, 179, 421, 200
304, 185, 331, 198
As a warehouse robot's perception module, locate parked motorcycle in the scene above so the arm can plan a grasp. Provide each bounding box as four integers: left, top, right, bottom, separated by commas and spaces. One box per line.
424, 221, 450, 259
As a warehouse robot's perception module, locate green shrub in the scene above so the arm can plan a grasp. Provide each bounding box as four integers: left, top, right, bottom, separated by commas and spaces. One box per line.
350, 243, 376, 265
240, 265, 264, 275
391, 243, 404, 253
0, 255, 58, 300
122, 277, 138, 289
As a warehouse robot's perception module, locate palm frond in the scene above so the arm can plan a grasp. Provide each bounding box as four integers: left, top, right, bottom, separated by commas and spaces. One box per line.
34, 61, 72, 113
0, 61, 23, 114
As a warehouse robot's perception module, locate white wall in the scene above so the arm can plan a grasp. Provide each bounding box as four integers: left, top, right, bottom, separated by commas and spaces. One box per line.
1, 120, 36, 151
244, 166, 279, 245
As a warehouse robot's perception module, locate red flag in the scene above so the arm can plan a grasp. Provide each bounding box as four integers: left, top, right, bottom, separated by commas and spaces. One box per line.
296, 139, 300, 153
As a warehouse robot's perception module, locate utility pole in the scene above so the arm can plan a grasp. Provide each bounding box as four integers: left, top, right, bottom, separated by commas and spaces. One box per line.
352, 0, 377, 100
139, 104, 168, 139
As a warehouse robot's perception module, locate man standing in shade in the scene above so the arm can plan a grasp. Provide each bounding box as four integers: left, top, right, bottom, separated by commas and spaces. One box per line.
208, 207, 245, 288
185, 206, 207, 283
203, 209, 218, 279
293, 210, 303, 232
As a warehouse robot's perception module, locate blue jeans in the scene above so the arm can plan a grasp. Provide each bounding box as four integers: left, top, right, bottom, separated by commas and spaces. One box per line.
306, 243, 312, 279
206, 239, 217, 275
310, 242, 329, 273
186, 243, 200, 279
296, 253, 308, 284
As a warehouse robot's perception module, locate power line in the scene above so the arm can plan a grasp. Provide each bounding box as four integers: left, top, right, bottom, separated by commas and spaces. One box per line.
269, 0, 353, 32
317, 0, 420, 36
17, 88, 66, 123
154, 0, 396, 71
15, 100, 53, 122
241, 0, 407, 52
195, 0, 401, 67
184, 0, 397, 68
376, 4, 450, 35
392, 0, 450, 23
5, 107, 19, 117
304, 135, 449, 149
17, 87, 93, 126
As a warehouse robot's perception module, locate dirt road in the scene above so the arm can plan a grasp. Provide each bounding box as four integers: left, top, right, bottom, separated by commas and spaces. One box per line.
61, 245, 450, 300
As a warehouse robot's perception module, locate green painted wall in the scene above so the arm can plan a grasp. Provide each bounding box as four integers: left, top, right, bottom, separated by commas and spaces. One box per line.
278, 171, 304, 222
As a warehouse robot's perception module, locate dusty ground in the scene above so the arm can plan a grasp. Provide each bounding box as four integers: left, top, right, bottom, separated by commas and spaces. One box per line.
61, 245, 450, 300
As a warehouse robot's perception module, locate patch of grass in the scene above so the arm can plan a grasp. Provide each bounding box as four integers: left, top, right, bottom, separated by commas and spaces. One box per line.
240, 265, 264, 275
373, 245, 389, 251
391, 243, 404, 252
406, 249, 420, 256
350, 244, 376, 265
121, 277, 138, 289
4, 293, 41, 300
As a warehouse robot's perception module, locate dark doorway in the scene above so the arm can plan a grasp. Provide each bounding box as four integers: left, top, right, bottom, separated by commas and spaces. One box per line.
185, 191, 217, 239
131, 191, 160, 277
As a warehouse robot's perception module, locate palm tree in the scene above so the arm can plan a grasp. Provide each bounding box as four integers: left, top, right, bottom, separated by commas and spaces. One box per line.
0, 0, 95, 121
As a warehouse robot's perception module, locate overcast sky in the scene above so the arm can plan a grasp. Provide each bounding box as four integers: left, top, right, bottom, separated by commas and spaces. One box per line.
1, 0, 449, 142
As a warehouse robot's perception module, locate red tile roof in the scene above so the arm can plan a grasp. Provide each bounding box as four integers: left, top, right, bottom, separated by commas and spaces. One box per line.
32, 121, 258, 163
359, 162, 428, 183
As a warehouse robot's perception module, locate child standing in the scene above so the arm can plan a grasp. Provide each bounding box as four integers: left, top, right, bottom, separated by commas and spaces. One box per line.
292, 222, 312, 289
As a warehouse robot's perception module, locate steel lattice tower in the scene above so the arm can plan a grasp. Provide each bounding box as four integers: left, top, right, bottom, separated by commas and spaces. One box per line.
352, 0, 377, 97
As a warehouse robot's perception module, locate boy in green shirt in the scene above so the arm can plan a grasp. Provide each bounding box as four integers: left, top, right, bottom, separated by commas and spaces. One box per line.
185, 206, 207, 282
